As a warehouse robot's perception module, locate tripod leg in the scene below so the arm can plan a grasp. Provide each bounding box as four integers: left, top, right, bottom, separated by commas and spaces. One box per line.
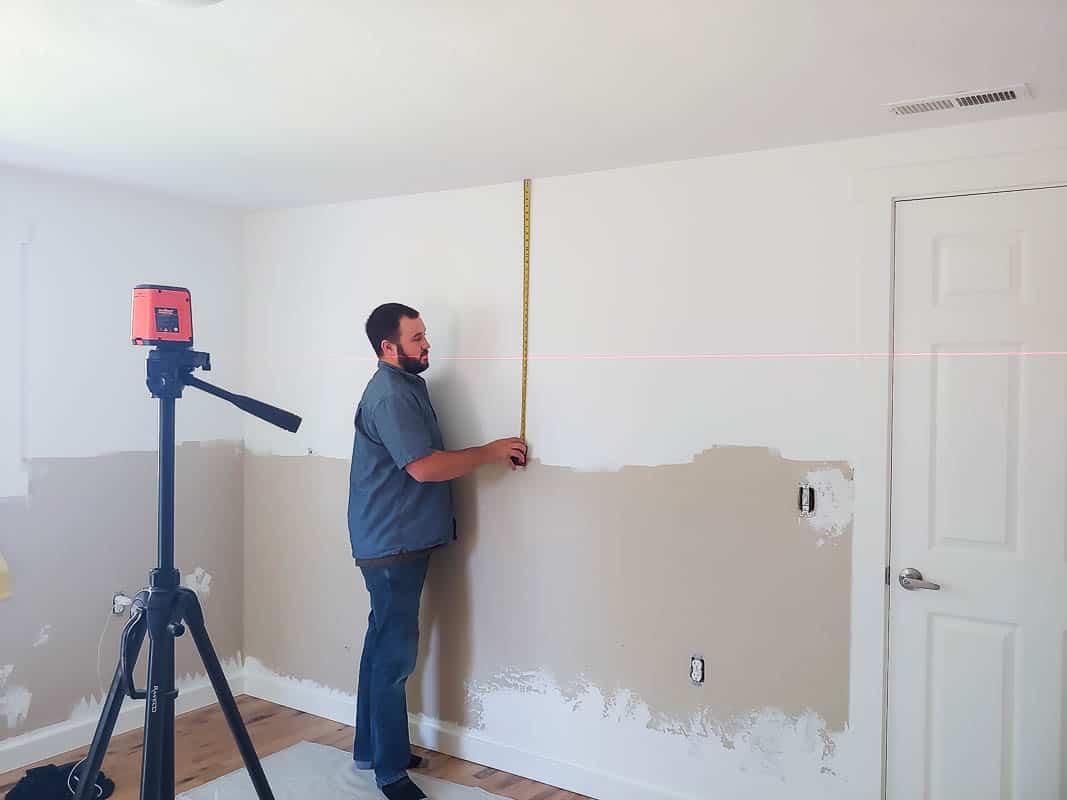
180, 588, 275, 800
163, 697, 176, 800
73, 613, 147, 800
140, 588, 180, 800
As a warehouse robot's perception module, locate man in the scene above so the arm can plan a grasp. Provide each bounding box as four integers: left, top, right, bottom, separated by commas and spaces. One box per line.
348, 303, 526, 800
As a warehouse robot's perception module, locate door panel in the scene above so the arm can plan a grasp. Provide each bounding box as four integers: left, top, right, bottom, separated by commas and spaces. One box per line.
888, 187, 1067, 800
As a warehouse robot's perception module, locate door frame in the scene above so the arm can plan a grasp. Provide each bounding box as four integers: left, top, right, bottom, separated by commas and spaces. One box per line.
855, 147, 1067, 800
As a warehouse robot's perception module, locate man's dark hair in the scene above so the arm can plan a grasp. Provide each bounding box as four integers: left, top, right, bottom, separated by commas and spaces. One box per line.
366, 303, 420, 357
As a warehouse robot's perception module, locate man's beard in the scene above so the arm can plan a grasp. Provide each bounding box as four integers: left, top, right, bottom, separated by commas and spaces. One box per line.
397, 346, 429, 375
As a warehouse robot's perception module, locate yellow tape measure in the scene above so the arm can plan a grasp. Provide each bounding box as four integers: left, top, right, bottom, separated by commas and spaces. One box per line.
520, 178, 530, 442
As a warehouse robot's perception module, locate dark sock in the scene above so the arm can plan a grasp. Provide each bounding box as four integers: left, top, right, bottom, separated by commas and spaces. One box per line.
356, 754, 426, 771
381, 775, 426, 800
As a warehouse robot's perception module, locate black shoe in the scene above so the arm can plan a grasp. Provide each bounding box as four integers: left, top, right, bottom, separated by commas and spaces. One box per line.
381, 775, 427, 800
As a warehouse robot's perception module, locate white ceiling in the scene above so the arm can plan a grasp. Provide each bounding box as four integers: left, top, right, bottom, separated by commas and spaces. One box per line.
2, 1, 1065, 209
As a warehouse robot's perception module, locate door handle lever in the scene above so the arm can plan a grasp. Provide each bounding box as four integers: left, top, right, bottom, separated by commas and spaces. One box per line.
899, 568, 941, 591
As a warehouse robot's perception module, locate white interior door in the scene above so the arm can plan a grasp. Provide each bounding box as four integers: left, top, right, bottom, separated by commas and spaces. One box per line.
888, 186, 1067, 800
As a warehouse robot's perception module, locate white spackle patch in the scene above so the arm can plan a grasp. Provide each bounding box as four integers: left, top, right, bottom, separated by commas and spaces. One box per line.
467, 668, 856, 800
33, 625, 52, 647
800, 467, 854, 540
185, 567, 213, 596
0, 665, 32, 729
175, 653, 243, 692
244, 657, 357, 704
70, 654, 245, 722
69, 693, 106, 723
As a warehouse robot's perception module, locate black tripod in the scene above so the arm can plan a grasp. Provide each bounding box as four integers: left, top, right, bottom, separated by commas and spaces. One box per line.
73, 346, 301, 800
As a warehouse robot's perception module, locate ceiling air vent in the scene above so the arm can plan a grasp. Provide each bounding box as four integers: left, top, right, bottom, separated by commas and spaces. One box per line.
888, 84, 1030, 116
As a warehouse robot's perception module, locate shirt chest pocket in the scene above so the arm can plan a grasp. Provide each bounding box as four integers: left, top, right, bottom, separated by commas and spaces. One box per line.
415, 399, 444, 448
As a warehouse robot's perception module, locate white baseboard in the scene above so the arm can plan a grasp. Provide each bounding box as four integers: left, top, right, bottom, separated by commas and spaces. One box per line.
0, 678, 240, 775
410, 713, 690, 800
242, 666, 354, 727
241, 668, 685, 800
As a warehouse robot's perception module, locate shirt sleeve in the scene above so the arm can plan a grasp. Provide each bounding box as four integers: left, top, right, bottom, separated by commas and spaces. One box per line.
369, 393, 436, 470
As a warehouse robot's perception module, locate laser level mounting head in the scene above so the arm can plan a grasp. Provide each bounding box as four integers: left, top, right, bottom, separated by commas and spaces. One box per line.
132, 285, 193, 349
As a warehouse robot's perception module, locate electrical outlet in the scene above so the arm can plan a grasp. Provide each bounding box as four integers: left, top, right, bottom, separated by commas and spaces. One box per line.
690, 655, 705, 686
113, 592, 133, 616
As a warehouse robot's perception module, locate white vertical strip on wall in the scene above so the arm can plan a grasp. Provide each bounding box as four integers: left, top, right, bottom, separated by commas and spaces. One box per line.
0, 212, 29, 498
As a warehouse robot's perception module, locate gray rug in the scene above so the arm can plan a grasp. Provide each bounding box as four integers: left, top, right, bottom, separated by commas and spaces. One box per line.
176, 740, 508, 800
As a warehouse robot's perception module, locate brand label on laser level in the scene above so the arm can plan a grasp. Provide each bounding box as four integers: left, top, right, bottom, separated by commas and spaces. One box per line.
154, 307, 180, 333
151, 686, 159, 713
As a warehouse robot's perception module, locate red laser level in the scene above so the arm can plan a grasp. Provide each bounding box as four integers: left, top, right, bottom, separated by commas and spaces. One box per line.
132, 285, 193, 347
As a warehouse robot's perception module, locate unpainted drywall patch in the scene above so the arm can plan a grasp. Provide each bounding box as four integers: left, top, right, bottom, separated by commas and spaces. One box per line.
32, 625, 51, 647
0, 665, 32, 730
186, 567, 213, 596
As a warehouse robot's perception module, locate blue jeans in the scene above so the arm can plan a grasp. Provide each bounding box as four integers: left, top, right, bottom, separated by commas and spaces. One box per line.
354, 555, 430, 787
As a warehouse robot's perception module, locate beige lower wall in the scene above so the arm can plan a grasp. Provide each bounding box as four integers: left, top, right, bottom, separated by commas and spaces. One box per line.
244, 447, 852, 738
243, 453, 362, 692
0, 443, 245, 739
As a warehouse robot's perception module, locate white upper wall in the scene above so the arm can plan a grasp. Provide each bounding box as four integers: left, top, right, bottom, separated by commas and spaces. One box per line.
242, 110, 1067, 471
241, 183, 523, 461
0, 164, 245, 497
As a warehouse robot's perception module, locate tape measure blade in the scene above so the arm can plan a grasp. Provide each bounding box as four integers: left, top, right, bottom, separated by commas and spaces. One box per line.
520, 178, 530, 442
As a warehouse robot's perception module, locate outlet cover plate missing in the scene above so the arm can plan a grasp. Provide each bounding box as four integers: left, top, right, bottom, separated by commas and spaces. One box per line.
690, 655, 705, 686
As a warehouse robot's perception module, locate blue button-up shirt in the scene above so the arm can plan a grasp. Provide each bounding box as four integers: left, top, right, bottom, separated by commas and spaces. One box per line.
347, 362, 455, 561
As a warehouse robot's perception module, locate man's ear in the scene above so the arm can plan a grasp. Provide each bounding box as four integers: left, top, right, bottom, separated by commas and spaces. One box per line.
380, 339, 395, 358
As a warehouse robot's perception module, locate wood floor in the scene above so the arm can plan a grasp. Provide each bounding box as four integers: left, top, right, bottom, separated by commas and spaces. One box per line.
0, 696, 590, 800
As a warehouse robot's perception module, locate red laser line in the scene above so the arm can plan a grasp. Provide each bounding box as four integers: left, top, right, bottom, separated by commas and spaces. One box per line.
337, 351, 1067, 362
429, 350, 1067, 362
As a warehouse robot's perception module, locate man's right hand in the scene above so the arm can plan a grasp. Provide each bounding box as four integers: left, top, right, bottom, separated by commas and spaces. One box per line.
483, 437, 527, 469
